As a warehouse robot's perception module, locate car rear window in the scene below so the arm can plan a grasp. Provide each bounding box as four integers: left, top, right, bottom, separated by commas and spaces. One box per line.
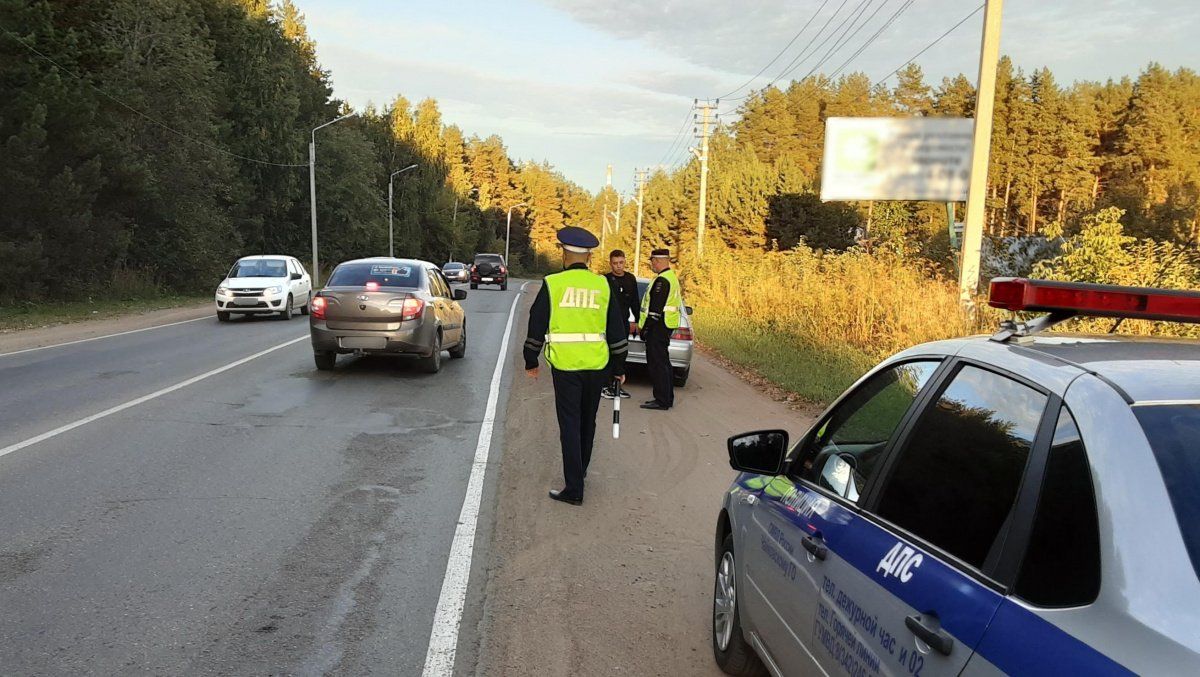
474, 255, 503, 264
230, 259, 287, 278
1134, 403, 1200, 581
327, 263, 420, 288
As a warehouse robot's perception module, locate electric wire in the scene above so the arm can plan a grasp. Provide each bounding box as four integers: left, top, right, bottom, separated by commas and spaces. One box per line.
713, 0, 831, 100
776, 0, 882, 85
873, 3, 984, 86
827, 0, 916, 80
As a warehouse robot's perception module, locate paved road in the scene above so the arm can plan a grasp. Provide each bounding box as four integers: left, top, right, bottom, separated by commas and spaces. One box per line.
0, 284, 524, 675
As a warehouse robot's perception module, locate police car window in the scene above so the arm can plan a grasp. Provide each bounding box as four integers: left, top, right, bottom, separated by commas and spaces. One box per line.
876, 365, 1046, 571
1134, 403, 1200, 582
792, 361, 939, 503
1015, 406, 1100, 606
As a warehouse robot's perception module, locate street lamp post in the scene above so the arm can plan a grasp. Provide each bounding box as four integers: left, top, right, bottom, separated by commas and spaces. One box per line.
505, 202, 527, 266
309, 111, 357, 286
388, 164, 418, 258
450, 187, 479, 262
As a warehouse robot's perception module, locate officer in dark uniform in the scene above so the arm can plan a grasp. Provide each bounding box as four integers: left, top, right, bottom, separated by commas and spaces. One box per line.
638, 248, 682, 411
523, 226, 629, 506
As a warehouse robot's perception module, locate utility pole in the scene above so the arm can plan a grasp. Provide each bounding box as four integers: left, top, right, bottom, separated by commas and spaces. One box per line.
633, 168, 647, 275
959, 0, 1004, 304
690, 100, 716, 261
602, 192, 623, 254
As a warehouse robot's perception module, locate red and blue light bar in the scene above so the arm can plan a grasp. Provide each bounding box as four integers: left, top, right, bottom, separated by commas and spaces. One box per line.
988, 278, 1200, 324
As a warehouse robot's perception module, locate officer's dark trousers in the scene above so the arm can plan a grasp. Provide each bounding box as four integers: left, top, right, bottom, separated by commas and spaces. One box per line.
551, 367, 607, 499
645, 324, 674, 408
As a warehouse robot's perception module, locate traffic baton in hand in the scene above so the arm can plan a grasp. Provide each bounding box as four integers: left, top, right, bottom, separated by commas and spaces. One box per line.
611, 378, 621, 439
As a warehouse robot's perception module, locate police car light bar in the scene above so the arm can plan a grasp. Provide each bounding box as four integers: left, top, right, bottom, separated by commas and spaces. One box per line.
988, 278, 1200, 339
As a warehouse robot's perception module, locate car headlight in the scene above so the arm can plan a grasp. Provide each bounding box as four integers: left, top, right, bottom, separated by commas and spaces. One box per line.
265, 286, 283, 295
217, 286, 230, 296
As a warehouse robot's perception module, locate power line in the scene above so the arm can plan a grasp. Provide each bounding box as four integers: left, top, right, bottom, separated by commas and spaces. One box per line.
728, 0, 855, 101
656, 105, 695, 169
777, 0, 881, 85
873, 3, 984, 87
713, 0, 831, 100
2, 27, 309, 168
826, 0, 916, 80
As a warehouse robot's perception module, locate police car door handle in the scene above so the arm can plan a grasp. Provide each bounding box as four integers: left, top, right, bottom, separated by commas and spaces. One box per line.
904, 613, 954, 656
801, 535, 827, 561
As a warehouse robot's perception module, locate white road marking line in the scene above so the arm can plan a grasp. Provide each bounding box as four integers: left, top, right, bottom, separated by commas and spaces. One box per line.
423, 281, 529, 676
0, 315, 210, 359
0, 335, 308, 461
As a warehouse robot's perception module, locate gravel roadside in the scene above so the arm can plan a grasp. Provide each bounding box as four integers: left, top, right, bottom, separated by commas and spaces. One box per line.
0, 302, 211, 355
478, 300, 817, 676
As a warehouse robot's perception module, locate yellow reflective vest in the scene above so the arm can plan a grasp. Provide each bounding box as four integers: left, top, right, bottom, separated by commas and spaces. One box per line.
639, 268, 682, 330
543, 268, 611, 371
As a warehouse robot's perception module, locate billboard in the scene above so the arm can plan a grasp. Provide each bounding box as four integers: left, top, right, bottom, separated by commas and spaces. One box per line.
820, 117, 973, 202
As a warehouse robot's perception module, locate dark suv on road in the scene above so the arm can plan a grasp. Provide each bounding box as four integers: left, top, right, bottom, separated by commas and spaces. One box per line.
470, 253, 507, 290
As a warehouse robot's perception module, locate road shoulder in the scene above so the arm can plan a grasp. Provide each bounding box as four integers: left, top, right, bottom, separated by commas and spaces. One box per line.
478, 300, 817, 675
0, 302, 211, 355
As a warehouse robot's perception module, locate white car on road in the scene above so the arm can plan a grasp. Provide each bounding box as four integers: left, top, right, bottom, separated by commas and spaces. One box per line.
215, 255, 312, 321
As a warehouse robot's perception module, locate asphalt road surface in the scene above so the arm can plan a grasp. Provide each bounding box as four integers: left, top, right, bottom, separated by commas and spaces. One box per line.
0, 284, 524, 675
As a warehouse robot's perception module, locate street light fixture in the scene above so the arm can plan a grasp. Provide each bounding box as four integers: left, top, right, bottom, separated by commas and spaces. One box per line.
505, 202, 527, 266
388, 164, 419, 258
450, 187, 479, 262
309, 111, 358, 286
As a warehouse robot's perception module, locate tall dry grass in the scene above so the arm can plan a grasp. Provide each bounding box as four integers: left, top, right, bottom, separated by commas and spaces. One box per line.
687, 247, 992, 362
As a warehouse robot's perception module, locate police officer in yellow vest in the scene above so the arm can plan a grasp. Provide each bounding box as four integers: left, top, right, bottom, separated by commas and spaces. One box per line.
524, 226, 629, 506
639, 248, 683, 410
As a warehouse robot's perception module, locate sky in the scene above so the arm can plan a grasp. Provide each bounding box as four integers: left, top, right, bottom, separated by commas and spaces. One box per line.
294, 0, 1197, 193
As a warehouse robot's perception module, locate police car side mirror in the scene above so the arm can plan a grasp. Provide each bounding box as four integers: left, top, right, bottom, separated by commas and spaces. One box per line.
453, 289, 468, 301
685, 306, 694, 315
728, 430, 789, 476
290, 272, 302, 280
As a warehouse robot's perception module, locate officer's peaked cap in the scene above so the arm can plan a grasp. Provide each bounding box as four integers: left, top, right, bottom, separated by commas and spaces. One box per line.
557, 226, 600, 253
650, 248, 670, 258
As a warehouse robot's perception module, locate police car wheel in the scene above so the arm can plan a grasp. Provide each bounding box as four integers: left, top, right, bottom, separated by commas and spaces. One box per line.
713, 534, 767, 676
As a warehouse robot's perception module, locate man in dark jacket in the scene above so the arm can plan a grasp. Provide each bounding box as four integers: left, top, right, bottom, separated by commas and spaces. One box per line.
602, 249, 638, 399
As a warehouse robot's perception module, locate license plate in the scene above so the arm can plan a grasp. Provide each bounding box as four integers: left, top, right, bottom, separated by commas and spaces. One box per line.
233, 298, 260, 306
481, 277, 493, 282
339, 336, 387, 349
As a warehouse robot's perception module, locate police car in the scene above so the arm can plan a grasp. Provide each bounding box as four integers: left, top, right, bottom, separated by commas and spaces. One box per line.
712, 278, 1200, 676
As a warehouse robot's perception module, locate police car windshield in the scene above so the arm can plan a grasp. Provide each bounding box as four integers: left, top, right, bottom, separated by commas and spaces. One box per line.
1134, 403, 1200, 581
327, 263, 420, 288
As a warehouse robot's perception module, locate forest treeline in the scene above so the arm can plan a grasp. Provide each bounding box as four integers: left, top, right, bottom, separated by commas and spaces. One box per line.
3, 0, 1196, 304
596, 61, 1200, 276
0, 0, 594, 302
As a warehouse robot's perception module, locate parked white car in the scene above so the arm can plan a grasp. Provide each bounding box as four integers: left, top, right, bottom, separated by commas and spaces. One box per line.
215, 255, 312, 321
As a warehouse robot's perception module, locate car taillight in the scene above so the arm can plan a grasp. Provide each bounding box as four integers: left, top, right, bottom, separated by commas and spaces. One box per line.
311, 296, 327, 320
499, 266, 507, 274
671, 327, 693, 341
401, 298, 425, 321
365, 281, 380, 291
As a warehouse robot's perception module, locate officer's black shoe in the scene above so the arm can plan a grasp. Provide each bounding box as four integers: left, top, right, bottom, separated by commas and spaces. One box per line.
640, 401, 670, 410
548, 489, 583, 506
